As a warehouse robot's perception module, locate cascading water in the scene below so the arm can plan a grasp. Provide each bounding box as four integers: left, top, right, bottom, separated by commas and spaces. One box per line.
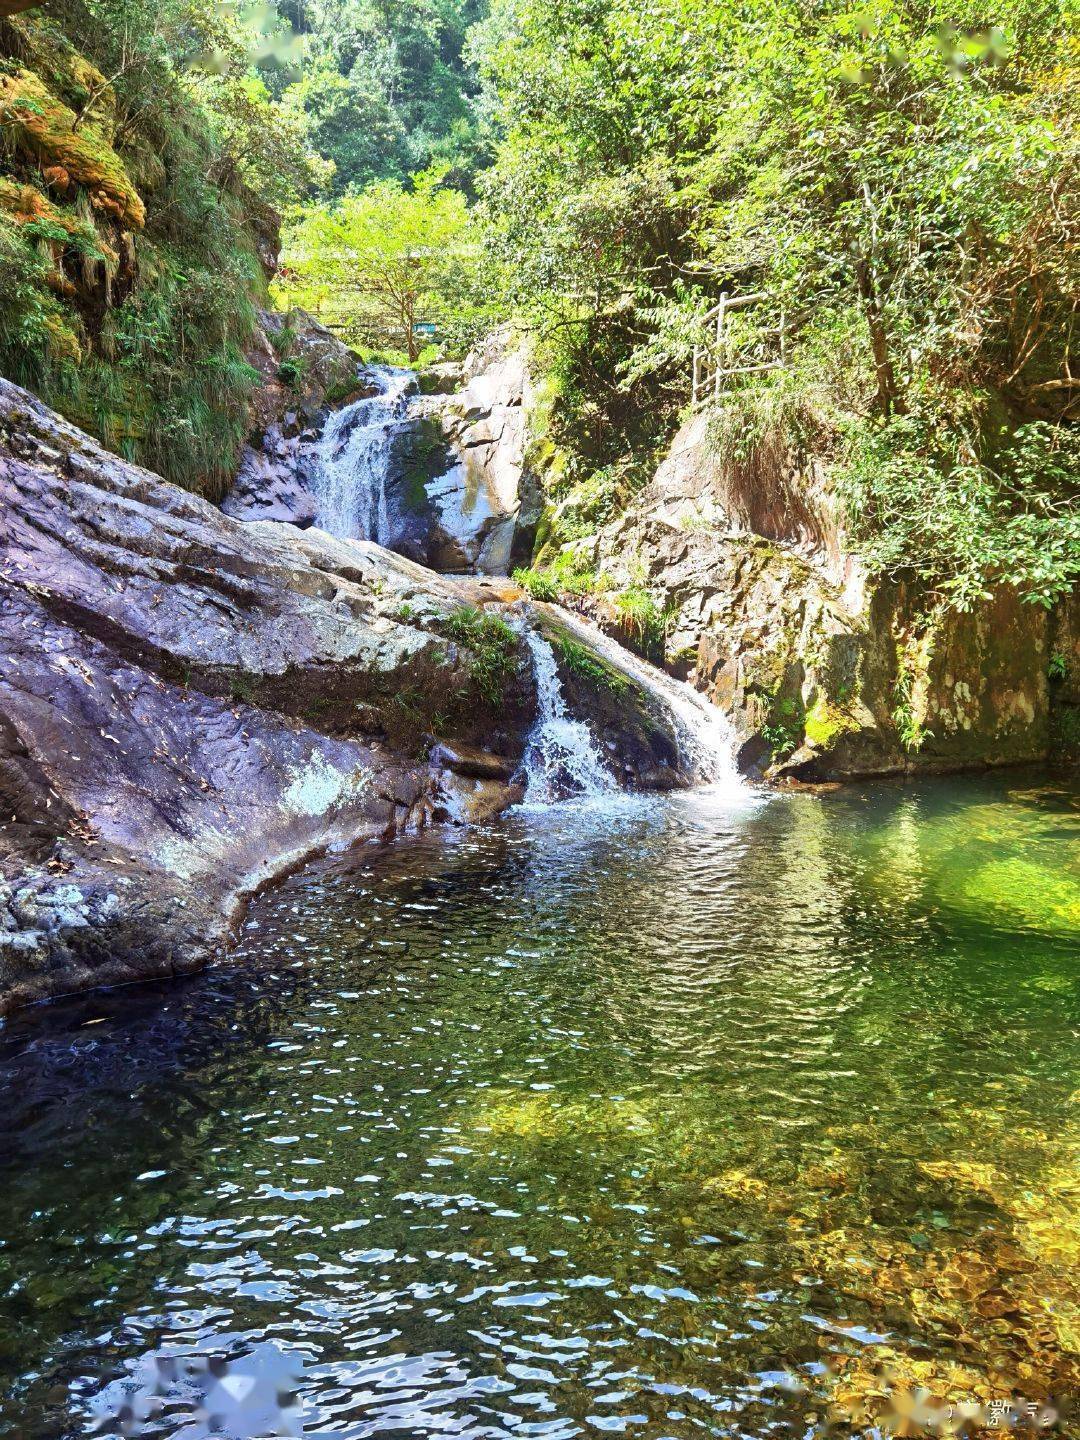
311, 366, 415, 542
534, 605, 747, 798
517, 626, 618, 805
306, 364, 746, 804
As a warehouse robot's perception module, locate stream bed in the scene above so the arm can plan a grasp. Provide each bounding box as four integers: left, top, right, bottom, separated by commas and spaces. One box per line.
1, 773, 1077, 1436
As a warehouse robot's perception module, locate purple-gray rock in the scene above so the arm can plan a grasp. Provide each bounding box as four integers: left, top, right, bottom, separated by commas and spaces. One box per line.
0, 377, 696, 1013
0, 376, 536, 1013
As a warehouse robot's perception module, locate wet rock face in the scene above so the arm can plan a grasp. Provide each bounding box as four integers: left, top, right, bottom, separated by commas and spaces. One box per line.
364, 333, 538, 575
224, 309, 365, 528
0, 377, 539, 1012
584, 412, 1073, 781
426, 333, 538, 574
0, 376, 700, 1012
223, 328, 538, 579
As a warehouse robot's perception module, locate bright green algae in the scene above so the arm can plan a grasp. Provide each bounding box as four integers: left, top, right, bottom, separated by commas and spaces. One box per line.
0, 774, 1077, 1436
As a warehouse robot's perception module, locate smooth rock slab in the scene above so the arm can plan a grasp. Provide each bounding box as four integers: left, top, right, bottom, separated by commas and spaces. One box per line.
0, 377, 534, 1012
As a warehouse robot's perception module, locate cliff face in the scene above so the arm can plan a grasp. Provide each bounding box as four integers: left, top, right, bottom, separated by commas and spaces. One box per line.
578, 410, 1079, 781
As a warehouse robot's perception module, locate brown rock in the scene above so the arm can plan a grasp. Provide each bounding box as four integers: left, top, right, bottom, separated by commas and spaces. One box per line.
579, 410, 1074, 781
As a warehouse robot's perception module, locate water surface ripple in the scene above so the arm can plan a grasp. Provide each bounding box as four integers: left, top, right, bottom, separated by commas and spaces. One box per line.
1, 775, 1077, 1437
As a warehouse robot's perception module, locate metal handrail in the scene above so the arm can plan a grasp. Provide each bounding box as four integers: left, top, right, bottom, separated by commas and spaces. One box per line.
691, 291, 785, 406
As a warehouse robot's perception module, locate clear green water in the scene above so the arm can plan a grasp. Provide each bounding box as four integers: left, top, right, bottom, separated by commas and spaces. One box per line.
1, 775, 1077, 1437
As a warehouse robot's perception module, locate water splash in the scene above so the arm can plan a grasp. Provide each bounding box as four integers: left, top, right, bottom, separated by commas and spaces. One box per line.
518, 626, 617, 805
311, 366, 414, 542
538, 606, 747, 798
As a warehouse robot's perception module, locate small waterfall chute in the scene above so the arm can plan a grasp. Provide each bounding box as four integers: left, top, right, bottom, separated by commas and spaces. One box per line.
533, 605, 747, 798
311, 366, 415, 542
517, 625, 618, 805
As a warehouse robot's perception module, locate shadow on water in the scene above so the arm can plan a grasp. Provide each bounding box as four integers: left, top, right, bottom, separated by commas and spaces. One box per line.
0, 773, 1077, 1437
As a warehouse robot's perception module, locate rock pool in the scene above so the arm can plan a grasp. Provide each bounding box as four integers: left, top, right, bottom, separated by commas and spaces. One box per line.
1, 774, 1077, 1437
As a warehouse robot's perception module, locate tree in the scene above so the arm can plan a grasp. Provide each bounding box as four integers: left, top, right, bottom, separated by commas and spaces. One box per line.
468, 0, 1078, 608
276, 168, 480, 359
278, 0, 490, 196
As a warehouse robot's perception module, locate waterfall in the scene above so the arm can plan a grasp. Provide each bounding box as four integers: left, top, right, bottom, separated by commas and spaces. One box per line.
518, 627, 618, 804
311, 366, 414, 542
537, 606, 746, 796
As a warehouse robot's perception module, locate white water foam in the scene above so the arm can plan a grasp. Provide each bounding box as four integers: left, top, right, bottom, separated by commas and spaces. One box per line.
311, 366, 415, 542
538, 606, 748, 800
518, 626, 618, 805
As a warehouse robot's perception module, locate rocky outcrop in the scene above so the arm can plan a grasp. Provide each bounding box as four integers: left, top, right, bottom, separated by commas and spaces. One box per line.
224, 328, 539, 577
0, 377, 696, 1012
223, 309, 364, 528
422, 330, 541, 574
569, 411, 1078, 781
346, 332, 538, 575
0, 377, 533, 1011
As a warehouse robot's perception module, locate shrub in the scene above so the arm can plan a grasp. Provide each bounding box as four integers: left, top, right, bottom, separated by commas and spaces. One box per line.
552, 635, 629, 694
612, 584, 670, 658
836, 408, 1080, 613
512, 566, 560, 601
440, 605, 520, 705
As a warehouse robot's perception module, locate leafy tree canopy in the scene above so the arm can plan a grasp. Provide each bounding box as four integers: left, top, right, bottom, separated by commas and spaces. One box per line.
471, 0, 1078, 609
275, 166, 489, 359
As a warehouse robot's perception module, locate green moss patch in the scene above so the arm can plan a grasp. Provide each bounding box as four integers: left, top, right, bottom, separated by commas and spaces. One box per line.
0, 68, 144, 229
803, 694, 858, 750
550, 634, 630, 696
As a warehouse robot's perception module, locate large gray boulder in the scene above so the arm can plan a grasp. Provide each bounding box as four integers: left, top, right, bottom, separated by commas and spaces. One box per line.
0, 377, 698, 1012
0, 377, 537, 1013
423, 331, 540, 574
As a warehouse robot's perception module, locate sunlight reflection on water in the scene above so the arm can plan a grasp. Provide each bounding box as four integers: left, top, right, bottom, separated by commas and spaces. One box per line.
0, 772, 1077, 1437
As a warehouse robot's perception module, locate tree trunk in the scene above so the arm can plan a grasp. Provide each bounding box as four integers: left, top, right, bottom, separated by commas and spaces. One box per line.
404, 290, 417, 364
854, 253, 905, 417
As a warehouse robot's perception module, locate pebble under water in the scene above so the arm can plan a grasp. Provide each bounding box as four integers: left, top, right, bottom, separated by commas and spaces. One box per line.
1, 775, 1077, 1438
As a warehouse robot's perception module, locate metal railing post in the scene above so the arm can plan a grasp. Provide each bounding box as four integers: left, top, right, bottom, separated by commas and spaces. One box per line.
714, 291, 728, 398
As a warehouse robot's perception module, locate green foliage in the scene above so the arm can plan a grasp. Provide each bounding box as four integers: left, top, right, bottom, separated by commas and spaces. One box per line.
439, 603, 519, 704
612, 584, 670, 659
278, 0, 490, 196
513, 552, 600, 599
511, 566, 559, 602
760, 696, 805, 761
476, 0, 1078, 613
275, 166, 490, 360
891, 641, 934, 753
0, 0, 317, 494
551, 635, 628, 694
1047, 652, 1068, 684
837, 411, 1080, 611
276, 354, 305, 387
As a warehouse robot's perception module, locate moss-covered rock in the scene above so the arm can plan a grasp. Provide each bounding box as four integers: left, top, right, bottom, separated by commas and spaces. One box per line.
574, 410, 1076, 783
0, 67, 144, 228
537, 611, 686, 789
